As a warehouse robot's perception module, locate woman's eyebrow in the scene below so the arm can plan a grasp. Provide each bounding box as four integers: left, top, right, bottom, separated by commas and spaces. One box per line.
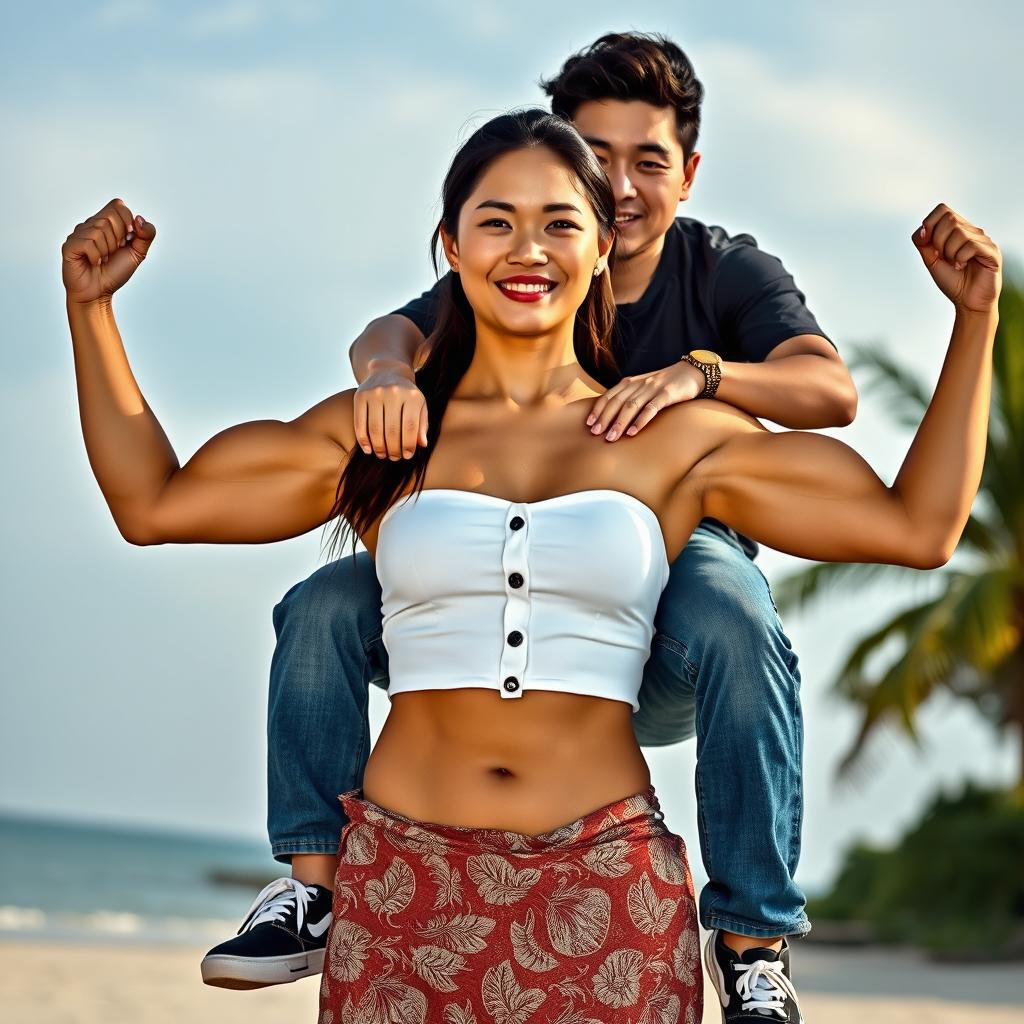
474, 200, 583, 214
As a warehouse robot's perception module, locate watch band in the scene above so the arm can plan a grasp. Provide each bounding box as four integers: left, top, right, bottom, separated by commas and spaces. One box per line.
685, 352, 722, 399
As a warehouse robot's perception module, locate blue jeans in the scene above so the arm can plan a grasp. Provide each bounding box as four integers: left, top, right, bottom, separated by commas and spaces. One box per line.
266, 522, 808, 938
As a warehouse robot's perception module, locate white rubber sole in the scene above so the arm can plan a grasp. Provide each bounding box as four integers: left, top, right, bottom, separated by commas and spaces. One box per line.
200, 947, 325, 989
703, 930, 729, 1020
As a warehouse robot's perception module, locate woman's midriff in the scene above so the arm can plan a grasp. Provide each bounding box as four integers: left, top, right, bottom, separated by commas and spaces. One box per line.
360, 688, 651, 836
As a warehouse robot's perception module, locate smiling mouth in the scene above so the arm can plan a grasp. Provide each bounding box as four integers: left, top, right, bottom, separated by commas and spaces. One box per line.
499, 280, 557, 292
615, 213, 642, 225
496, 279, 558, 300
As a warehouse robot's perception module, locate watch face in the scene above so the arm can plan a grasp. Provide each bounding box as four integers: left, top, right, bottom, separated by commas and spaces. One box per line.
689, 349, 722, 365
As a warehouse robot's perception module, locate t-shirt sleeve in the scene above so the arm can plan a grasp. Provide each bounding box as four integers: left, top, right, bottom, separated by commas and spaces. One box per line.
711, 241, 833, 362
390, 275, 449, 337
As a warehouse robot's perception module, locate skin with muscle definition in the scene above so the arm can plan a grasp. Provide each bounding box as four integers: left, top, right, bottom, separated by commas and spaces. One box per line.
63, 147, 998, 917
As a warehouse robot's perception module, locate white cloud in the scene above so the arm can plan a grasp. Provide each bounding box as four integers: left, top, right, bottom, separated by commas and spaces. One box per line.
698, 42, 965, 218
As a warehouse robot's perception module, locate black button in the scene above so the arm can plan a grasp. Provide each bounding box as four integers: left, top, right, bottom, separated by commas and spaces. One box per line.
507, 630, 523, 647
508, 572, 524, 589
503, 676, 520, 692
509, 516, 525, 531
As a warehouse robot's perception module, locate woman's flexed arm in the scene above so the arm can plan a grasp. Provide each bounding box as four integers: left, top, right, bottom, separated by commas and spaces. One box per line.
64, 199, 353, 545
690, 205, 1001, 568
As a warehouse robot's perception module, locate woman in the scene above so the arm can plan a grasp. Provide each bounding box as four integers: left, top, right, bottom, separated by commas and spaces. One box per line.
62, 110, 999, 1024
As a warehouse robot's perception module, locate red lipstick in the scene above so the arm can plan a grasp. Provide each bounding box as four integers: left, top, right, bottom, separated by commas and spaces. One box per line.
495, 274, 558, 304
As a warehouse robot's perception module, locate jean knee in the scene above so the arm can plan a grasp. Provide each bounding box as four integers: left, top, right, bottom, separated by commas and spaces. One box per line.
274, 555, 382, 646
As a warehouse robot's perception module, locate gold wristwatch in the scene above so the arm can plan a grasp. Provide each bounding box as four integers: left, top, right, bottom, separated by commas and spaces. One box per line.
684, 349, 723, 399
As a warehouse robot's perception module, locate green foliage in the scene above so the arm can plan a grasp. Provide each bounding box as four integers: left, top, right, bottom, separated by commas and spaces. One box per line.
808, 786, 1024, 954
775, 279, 1024, 779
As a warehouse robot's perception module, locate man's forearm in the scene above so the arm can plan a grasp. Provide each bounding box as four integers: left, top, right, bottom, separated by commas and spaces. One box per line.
348, 314, 426, 385
716, 353, 858, 429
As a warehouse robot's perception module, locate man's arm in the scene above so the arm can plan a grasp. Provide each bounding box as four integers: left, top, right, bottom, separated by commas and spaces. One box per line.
713, 240, 857, 428
589, 235, 857, 442
716, 333, 858, 428
348, 314, 428, 386
347, 280, 446, 458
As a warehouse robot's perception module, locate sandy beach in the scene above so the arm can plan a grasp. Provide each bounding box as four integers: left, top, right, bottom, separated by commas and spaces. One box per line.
3, 939, 1021, 1023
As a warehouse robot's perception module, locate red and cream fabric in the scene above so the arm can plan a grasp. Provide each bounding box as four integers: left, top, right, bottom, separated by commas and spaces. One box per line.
318, 785, 702, 1024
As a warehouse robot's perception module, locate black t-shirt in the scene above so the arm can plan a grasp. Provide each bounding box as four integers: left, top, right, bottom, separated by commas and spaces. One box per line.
391, 217, 832, 558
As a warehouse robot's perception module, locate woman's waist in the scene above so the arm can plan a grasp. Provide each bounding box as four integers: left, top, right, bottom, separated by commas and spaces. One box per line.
365, 691, 649, 833
360, 755, 652, 836
343, 778, 668, 853
382, 687, 639, 766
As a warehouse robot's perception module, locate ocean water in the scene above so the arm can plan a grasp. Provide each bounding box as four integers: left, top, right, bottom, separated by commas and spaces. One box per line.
0, 813, 288, 945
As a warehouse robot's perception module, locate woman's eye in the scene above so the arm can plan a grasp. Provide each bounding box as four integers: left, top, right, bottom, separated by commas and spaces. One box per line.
550, 220, 582, 231
480, 218, 510, 228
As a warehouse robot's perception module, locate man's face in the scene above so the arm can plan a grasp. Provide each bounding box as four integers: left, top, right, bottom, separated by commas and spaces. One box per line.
571, 99, 699, 261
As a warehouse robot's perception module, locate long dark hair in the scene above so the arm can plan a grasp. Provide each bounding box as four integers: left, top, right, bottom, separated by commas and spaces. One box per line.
326, 108, 619, 557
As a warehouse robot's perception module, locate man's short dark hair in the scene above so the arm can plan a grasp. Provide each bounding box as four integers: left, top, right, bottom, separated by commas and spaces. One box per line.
540, 32, 704, 158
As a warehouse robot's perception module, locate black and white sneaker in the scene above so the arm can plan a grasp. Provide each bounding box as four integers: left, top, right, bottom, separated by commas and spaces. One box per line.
704, 929, 804, 1022
200, 877, 333, 989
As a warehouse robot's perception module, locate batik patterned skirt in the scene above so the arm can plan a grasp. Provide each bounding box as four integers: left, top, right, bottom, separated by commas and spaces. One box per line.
318, 784, 702, 1024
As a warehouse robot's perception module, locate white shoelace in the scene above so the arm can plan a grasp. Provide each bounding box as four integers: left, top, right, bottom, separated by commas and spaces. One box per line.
237, 877, 319, 935
733, 957, 800, 1016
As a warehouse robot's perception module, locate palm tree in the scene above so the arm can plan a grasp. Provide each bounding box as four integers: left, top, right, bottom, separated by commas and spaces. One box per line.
773, 278, 1024, 787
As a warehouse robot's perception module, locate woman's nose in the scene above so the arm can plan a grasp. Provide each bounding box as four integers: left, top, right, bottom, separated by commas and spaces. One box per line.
508, 237, 547, 265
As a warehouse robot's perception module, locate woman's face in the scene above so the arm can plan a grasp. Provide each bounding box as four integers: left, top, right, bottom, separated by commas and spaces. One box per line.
445, 145, 611, 339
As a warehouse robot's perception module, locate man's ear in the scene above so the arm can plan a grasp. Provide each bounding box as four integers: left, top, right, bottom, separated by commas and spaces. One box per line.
440, 227, 459, 273
679, 151, 701, 202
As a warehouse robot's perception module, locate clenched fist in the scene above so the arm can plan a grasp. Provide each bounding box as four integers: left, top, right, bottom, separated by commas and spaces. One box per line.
61, 198, 156, 305
912, 204, 1001, 314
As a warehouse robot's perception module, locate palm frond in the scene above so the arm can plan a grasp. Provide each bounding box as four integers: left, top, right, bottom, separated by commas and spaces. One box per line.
832, 568, 1021, 775
772, 560, 923, 615
947, 567, 1023, 671
992, 279, 1024, 446
959, 510, 1004, 558
847, 343, 933, 430
833, 595, 958, 775
983, 442, 1024, 560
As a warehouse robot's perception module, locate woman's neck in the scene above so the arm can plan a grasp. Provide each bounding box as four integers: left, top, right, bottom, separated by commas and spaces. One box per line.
456, 320, 600, 407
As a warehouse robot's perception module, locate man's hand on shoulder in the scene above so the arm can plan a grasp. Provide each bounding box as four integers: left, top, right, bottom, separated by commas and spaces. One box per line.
354, 363, 429, 461
587, 360, 706, 442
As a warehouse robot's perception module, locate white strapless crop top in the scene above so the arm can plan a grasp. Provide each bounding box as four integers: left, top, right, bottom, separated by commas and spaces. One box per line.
375, 489, 671, 712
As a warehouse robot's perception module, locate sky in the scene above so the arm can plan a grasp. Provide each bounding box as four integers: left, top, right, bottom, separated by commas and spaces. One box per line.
1, 0, 1021, 894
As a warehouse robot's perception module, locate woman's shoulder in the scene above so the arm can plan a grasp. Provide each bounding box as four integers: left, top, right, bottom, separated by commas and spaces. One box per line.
654, 397, 765, 443
643, 398, 768, 480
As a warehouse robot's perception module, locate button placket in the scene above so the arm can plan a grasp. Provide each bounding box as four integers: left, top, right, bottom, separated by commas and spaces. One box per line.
498, 503, 531, 698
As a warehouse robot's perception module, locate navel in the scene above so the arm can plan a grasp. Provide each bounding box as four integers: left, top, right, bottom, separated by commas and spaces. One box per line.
489, 766, 517, 779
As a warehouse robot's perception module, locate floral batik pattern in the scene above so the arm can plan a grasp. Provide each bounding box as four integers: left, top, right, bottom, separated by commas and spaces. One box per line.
318, 784, 701, 1024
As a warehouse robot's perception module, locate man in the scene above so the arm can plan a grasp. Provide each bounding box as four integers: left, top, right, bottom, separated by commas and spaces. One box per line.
202, 33, 856, 1023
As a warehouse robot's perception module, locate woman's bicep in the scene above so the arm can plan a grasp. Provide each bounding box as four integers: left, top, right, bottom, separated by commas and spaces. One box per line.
139, 393, 354, 545
695, 427, 935, 567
